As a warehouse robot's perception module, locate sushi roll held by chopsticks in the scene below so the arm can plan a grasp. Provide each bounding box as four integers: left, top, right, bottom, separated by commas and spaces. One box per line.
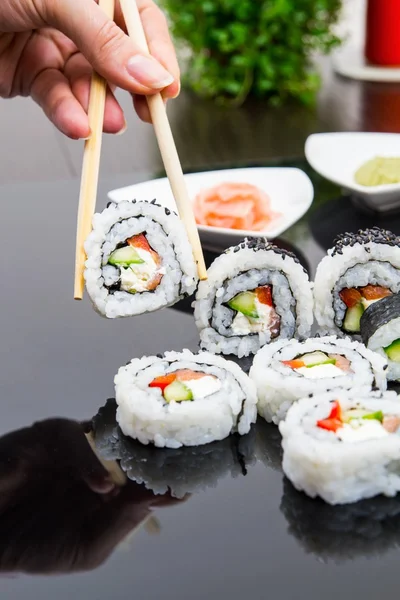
84, 200, 198, 318
74, 0, 206, 301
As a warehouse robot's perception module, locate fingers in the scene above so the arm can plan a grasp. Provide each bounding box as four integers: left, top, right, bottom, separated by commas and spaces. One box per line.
137, 0, 180, 100
44, 0, 175, 95
31, 68, 91, 139
64, 53, 126, 134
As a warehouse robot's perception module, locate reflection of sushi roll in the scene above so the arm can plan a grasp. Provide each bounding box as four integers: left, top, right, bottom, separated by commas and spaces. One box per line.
361, 293, 400, 381
281, 477, 400, 563
314, 227, 400, 337
115, 349, 257, 448
250, 335, 387, 424
280, 390, 400, 505
92, 399, 256, 498
255, 420, 283, 472
193, 238, 313, 358
84, 200, 198, 318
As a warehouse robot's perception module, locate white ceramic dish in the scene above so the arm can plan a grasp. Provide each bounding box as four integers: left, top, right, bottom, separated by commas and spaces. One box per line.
108, 167, 314, 250
333, 45, 400, 83
305, 133, 400, 212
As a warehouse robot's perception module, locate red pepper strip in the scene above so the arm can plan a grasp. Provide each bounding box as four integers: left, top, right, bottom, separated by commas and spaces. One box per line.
149, 373, 176, 391
256, 285, 273, 307
317, 418, 343, 432
317, 400, 342, 432
282, 359, 305, 369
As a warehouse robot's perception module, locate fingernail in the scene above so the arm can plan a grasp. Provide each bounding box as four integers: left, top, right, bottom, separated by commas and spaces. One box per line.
127, 55, 174, 89
116, 120, 127, 136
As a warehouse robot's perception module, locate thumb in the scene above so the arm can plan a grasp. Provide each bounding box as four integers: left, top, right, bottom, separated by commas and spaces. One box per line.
44, 0, 174, 94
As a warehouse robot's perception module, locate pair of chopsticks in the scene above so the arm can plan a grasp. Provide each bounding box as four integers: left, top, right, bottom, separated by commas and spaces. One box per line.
74, 0, 207, 300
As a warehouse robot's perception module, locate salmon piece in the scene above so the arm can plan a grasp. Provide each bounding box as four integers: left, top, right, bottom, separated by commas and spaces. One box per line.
174, 369, 208, 381
256, 286, 273, 306
329, 354, 352, 372
127, 233, 161, 266
194, 182, 281, 232
339, 288, 362, 308
383, 415, 400, 433
359, 285, 392, 300
149, 374, 177, 391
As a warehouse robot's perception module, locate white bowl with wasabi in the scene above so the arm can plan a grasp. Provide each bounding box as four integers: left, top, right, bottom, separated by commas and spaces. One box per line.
305, 132, 400, 212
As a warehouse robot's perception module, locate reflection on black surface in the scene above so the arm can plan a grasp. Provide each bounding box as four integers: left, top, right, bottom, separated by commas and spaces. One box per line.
309, 195, 400, 252
172, 237, 311, 315
92, 399, 256, 498
255, 420, 283, 473
281, 478, 400, 562
0, 418, 182, 575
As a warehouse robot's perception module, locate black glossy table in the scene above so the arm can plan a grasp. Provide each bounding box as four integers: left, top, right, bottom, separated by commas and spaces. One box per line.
1, 165, 400, 600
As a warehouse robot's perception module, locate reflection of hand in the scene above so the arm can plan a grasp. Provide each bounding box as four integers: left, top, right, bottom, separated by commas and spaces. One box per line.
0, 418, 183, 575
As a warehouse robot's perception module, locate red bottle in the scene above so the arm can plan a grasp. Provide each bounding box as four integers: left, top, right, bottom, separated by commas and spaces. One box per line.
365, 0, 400, 66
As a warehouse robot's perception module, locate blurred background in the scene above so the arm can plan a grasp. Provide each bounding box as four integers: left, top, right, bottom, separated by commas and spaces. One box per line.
0, 0, 385, 184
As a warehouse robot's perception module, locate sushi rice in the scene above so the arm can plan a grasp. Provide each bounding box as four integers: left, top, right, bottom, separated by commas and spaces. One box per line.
280, 390, 400, 505
314, 228, 400, 337
115, 349, 257, 448
84, 200, 198, 318
250, 335, 387, 424
194, 238, 313, 358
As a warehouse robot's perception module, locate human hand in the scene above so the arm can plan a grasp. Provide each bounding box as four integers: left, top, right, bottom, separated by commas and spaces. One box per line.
0, 418, 184, 574
0, 0, 180, 136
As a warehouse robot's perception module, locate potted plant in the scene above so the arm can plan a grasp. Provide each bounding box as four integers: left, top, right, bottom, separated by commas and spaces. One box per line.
160, 0, 342, 106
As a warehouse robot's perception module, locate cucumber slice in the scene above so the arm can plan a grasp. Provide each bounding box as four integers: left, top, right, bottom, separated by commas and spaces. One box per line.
300, 351, 336, 368
384, 339, 400, 362
343, 409, 384, 423
227, 291, 258, 319
343, 303, 364, 333
363, 411, 384, 423
164, 380, 193, 403
108, 246, 144, 267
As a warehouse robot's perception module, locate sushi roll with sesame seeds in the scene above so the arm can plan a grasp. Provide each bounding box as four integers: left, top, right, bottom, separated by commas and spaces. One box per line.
313, 227, 400, 337
84, 200, 198, 318
114, 349, 257, 448
193, 238, 314, 358
250, 335, 387, 424
360, 292, 400, 382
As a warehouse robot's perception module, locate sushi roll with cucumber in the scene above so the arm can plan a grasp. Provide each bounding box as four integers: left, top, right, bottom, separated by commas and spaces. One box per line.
250, 335, 387, 424
115, 349, 257, 448
313, 227, 400, 337
84, 200, 198, 318
360, 292, 400, 381
193, 238, 313, 358
280, 390, 400, 505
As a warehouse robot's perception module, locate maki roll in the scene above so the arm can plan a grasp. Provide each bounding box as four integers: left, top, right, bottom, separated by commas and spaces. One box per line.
114, 349, 257, 448
84, 200, 198, 318
280, 390, 400, 505
250, 335, 387, 424
92, 399, 256, 498
361, 292, 400, 382
193, 238, 313, 358
314, 227, 400, 337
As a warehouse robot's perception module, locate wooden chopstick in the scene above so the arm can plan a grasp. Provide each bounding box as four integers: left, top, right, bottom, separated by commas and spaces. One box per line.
119, 0, 207, 281
74, 0, 116, 300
